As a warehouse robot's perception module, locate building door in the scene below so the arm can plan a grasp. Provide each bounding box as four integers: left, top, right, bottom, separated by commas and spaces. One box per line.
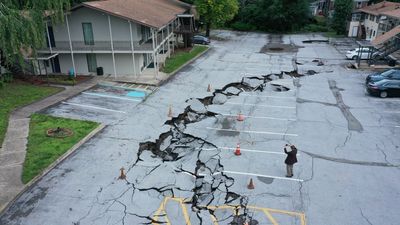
82, 23, 94, 45
352, 26, 358, 37
86, 54, 97, 73
52, 55, 61, 73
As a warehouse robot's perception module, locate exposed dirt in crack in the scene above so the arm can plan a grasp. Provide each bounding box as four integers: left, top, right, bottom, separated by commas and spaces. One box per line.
260, 34, 302, 54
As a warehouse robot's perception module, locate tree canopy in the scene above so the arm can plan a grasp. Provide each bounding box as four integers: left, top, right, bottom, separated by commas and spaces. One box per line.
194, 0, 239, 36
232, 0, 310, 32
0, 0, 81, 67
332, 0, 353, 35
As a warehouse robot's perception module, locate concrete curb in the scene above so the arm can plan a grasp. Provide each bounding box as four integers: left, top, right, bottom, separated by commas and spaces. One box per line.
0, 123, 106, 215
158, 46, 211, 87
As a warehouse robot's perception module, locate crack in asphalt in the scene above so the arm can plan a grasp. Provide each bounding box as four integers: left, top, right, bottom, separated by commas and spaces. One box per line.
131, 74, 293, 224
359, 207, 374, 225
328, 80, 363, 132
302, 150, 398, 167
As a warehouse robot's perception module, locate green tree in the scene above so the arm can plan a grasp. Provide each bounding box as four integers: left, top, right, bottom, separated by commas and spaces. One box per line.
233, 0, 310, 32
332, 0, 353, 35
194, 0, 239, 36
0, 0, 85, 69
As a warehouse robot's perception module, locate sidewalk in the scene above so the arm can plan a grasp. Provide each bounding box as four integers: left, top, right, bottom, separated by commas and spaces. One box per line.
0, 77, 99, 212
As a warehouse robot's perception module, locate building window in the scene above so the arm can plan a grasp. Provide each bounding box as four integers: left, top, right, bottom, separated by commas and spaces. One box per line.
373, 30, 376, 37
86, 54, 97, 73
82, 23, 94, 45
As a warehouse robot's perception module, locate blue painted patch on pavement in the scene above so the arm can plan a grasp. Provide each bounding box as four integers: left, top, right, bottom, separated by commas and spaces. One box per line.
127, 91, 146, 98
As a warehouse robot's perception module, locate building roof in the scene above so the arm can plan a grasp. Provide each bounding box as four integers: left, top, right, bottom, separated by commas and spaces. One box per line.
382, 8, 400, 19
359, 1, 400, 16
75, 0, 191, 29
372, 25, 400, 46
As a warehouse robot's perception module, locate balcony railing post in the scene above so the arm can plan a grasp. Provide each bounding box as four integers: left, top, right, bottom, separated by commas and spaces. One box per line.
129, 21, 137, 77
65, 14, 76, 77
108, 15, 117, 78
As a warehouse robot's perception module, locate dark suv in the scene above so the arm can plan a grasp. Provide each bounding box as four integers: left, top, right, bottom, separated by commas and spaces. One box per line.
366, 69, 400, 84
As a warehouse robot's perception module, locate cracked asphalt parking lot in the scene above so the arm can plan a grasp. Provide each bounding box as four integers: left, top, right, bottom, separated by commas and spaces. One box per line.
1, 31, 400, 225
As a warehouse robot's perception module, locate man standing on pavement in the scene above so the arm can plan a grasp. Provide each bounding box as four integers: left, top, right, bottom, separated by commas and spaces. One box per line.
284, 144, 298, 177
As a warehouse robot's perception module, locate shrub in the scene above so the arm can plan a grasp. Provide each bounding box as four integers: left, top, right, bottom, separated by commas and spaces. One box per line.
230, 22, 257, 31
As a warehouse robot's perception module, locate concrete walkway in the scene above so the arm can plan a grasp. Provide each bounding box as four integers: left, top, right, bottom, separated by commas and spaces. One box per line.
0, 77, 99, 212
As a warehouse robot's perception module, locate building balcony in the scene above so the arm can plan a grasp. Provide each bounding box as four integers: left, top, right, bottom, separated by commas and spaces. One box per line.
40, 40, 158, 53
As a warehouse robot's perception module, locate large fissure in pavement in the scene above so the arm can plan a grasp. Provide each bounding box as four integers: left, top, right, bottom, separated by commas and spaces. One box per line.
131, 73, 299, 224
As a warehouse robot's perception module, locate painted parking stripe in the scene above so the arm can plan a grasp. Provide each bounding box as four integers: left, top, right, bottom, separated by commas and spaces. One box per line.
239, 94, 296, 99
225, 102, 295, 109
82, 92, 142, 102
218, 113, 296, 121
200, 147, 300, 156
396, 125, 400, 128
209, 171, 303, 182
205, 127, 298, 136
61, 102, 127, 114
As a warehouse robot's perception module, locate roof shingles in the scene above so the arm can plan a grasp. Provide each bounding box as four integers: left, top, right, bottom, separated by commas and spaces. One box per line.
81, 0, 191, 29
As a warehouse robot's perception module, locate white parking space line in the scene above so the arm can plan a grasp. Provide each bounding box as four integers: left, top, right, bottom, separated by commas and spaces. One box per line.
218, 113, 296, 121
205, 127, 298, 136
396, 125, 400, 128
239, 94, 296, 99
82, 92, 142, 102
61, 102, 127, 114
200, 147, 300, 156
225, 102, 295, 109
210, 171, 304, 182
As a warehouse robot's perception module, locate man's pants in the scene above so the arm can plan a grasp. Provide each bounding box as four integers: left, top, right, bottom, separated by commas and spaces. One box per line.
286, 164, 293, 176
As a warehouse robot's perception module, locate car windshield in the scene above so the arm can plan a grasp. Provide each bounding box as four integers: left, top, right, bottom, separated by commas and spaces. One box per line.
380, 69, 396, 77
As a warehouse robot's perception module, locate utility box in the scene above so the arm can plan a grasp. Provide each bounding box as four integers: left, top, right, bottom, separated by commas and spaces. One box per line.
96, 67, 103, 76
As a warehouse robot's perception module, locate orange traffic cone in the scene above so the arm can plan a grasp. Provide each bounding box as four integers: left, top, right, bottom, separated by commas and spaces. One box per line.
247, 178, 255, 189
168, 105, 173, 117
207, 84, 212, 92
237, 113, 245, 121
119, 167, 126, 180
234, 143, 241, 156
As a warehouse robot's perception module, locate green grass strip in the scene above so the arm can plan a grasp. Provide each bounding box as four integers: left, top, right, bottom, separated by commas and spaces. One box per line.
0, 82, 61, 146
162, 45, 209, 74
22, 114, 99, 183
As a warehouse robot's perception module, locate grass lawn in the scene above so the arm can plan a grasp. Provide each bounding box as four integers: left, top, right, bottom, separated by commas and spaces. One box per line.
0, 81, 62, 146
162, 45, 209, 73
22, 114, 99, 183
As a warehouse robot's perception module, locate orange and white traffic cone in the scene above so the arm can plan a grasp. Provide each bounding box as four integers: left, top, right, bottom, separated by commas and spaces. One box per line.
237, 113, 245, 121
119, 167, 126, 180
234, 143, 241, 156
247, 178, 255, 189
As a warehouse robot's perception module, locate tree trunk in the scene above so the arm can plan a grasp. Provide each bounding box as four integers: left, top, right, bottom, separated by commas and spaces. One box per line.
205, 22, 211, 37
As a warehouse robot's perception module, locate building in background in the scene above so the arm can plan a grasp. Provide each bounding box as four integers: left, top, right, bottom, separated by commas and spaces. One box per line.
35, 0, 194, 80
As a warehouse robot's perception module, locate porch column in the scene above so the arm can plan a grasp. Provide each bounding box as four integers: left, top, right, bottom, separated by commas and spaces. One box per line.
45, 21, 52, 53
151, 29, 159, 79
129, 21, 137, 77
167, 24, 171, 58
108, 15, 117, 79
65, 14, 76, 77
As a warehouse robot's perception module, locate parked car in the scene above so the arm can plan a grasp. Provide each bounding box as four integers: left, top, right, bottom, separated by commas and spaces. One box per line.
366, 79, 400, 98
346, 47, 378, 60
366, 69, 400, 84
193, 35, 210, 45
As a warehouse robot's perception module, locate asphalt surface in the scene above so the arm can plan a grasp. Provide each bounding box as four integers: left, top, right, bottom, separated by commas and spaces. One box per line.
1, 31, 400, 225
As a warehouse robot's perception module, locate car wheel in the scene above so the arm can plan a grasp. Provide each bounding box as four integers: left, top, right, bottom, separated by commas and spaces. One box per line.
380, 91, 388, 98
352, 55, 358, 60
202, 41, 206, 45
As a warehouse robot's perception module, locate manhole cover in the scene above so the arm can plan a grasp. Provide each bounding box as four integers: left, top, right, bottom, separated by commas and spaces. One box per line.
46, 127, 74, 138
